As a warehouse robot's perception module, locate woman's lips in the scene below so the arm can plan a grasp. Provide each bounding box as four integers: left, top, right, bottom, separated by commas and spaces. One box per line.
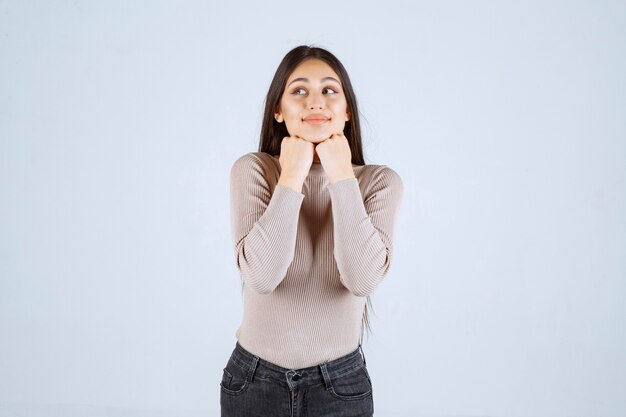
303, 117, 330, 124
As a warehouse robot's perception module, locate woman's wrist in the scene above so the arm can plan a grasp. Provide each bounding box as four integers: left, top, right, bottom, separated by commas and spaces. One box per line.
328, 168, 356, 184
278, 175, 304, 193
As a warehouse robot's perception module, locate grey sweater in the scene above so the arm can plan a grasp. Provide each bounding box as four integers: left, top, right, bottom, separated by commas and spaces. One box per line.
230, 151, 403, 368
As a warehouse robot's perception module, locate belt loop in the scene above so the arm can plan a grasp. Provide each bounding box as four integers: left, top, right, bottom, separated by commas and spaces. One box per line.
358, 344, 367, 366
248, 355, 259, 382
319, 362, 332, 390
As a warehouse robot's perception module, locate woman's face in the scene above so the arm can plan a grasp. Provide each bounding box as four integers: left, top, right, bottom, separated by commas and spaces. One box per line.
275, 58, 350, 143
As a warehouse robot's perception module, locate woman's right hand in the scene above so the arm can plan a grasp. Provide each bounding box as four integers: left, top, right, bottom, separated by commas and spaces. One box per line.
277, 136, 314, 192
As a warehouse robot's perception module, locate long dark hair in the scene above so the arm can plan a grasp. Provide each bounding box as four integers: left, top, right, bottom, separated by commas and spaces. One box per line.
258, 45, 365, 166
256, 45, 374, 342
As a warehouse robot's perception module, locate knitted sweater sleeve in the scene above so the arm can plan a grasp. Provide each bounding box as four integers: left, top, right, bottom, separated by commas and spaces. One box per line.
230, 153, 305, 294
327, 166, 404, 297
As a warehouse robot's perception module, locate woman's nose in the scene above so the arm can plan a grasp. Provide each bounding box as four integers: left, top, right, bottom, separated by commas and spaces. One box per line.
307, 92, 324, 109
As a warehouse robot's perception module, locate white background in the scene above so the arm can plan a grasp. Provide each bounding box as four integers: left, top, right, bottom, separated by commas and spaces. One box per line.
1, 1, 625, 416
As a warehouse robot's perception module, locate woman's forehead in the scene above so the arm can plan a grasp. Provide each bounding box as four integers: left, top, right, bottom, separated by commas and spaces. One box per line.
287, 59, 340, 83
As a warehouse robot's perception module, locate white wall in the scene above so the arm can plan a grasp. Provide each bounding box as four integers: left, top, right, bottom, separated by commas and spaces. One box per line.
1, 1, 625, 416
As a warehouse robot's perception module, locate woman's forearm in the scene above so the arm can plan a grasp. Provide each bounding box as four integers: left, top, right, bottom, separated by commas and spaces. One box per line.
328, 168, 403, 297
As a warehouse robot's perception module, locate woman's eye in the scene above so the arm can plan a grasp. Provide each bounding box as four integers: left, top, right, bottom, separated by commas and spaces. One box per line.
291, 87, 338, 96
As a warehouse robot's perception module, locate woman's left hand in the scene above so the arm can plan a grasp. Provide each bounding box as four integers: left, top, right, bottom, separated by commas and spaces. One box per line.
315, 133, 356, 183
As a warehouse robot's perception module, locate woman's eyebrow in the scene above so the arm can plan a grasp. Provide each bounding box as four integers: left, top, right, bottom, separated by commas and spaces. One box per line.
287, 76, 341, 87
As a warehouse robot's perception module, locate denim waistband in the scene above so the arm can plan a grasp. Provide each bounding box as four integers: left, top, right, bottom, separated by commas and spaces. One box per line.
229, 342, 367, 390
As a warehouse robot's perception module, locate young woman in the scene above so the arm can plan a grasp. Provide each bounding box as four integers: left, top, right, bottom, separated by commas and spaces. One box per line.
221, 45, 403, 417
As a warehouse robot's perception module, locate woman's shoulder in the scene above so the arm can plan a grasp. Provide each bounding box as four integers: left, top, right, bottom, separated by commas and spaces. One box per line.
231, 151, 278, 171
358, 162, 402, 179
230, 152, 281, 186
356, 163, 403, 192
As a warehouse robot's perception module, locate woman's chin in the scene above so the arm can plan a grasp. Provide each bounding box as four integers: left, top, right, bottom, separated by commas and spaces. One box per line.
300, 132, 332, 143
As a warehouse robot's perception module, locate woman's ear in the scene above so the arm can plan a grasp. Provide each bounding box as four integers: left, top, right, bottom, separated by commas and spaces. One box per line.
345, 111, 350, 122
275, 109, 283, 123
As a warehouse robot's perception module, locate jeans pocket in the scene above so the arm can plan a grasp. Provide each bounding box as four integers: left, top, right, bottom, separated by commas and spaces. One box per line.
220, 357, 253, 396
327, 364, 373, 401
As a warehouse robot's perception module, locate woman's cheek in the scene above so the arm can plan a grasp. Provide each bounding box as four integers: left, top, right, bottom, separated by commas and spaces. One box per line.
331, 119, 346, 134
284, 119, 303, 137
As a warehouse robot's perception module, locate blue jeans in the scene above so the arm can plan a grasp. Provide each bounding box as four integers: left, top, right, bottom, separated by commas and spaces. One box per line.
220, 342, 374, 417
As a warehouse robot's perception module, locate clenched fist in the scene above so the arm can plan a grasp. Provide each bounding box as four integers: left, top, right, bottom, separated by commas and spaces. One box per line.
315, 133, 356, 183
